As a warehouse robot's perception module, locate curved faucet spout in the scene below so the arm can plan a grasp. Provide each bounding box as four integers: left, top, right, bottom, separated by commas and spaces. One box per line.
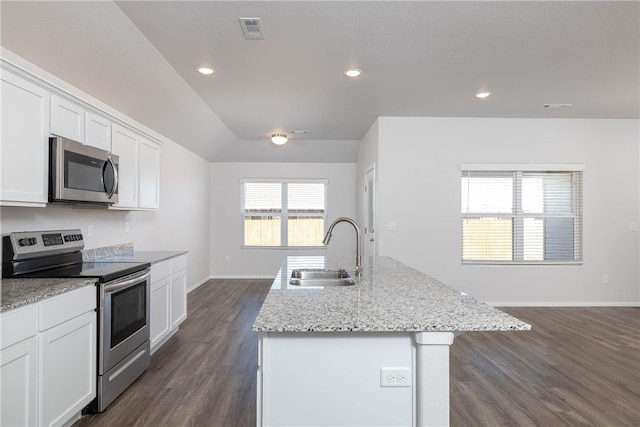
323, 217, 362, 275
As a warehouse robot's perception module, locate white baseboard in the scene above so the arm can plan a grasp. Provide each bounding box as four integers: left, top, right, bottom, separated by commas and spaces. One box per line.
487, 301, 640, 307
186, 277, 210, 293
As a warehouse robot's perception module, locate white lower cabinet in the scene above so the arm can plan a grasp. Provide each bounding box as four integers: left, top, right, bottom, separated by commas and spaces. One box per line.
0, 305, 38, 427
150, 274, 171, 350
150, 255, 188, 354
0, 286, 97, 427
39, 310, 96, 427
170, 256, 188, 330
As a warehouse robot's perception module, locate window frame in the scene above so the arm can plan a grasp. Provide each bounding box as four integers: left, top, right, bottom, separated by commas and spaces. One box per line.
240, 178, 328, 249
460, 164, 584, 265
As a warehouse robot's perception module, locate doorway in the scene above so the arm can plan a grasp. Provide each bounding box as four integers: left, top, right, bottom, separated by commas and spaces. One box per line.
364, 164, 376, 258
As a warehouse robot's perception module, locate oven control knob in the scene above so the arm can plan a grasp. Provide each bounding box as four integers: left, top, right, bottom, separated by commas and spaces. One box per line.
76, 234, 83, 241
18, 238, 37, 246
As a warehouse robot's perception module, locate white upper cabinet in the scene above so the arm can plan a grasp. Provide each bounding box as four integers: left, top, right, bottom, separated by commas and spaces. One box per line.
112, 128, 161, 211
138, 137, 160, 210
50, 95, 84, 142
0, 71, 49, 207
1, 54, 161, 211
51, 95, 113, 152
111, 124, 139, 209
84, 111, 112, 151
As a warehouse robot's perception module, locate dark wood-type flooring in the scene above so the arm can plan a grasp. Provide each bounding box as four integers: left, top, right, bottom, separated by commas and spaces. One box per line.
74, 279, 640, 427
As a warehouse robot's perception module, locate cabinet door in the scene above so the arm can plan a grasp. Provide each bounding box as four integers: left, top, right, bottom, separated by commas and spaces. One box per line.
39, 311, 96, 427
50, 95, 84, 142
138, 138, 160, 210
150, 276, 171, 353
0, 337, 38, 427
0, 71, 49, 206
111, 124, 139, 209
170, 270, 187, 330
85, 111, 111, 151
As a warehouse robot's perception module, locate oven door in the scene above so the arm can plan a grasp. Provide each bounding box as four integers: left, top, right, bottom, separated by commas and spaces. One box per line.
99, 269, 150, 375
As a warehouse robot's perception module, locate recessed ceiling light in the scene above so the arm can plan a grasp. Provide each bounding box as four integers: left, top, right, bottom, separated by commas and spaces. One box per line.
197, 67, 216, 75
475, 91, 492, 99
344, 68, 363, 78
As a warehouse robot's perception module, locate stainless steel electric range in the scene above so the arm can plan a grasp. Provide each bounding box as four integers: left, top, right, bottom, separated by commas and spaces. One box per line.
2, 229, 151, 412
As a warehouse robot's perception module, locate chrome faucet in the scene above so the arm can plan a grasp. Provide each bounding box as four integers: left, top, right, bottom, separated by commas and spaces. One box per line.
322, 217, 362, 275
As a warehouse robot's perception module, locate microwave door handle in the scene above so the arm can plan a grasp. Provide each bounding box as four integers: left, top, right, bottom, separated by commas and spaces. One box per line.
103, 156, 118, 199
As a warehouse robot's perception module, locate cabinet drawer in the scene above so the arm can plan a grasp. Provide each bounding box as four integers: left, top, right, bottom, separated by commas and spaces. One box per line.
39, 285, 96, 331
151, 260, 171, 282
0, 304, 38, 350
171, 255, 187, 273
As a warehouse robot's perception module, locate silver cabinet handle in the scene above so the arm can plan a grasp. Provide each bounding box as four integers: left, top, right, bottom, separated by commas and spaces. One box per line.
369, 238, 375, 242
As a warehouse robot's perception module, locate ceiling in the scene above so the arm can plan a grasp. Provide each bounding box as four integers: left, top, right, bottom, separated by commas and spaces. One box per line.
1, 1, 638, 163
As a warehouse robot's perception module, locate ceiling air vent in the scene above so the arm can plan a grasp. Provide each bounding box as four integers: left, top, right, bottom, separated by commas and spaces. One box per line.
539, 103, 573, 110
239, 17, 264, 40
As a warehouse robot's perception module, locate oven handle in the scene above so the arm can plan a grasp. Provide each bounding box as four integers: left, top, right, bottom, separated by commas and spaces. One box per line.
103, 270, 151, 294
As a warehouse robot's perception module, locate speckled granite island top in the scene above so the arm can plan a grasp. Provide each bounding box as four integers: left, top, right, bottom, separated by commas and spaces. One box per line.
252, 256, 531, 333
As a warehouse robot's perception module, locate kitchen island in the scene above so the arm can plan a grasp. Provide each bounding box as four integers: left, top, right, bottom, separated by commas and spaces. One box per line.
252, 256, 530, 427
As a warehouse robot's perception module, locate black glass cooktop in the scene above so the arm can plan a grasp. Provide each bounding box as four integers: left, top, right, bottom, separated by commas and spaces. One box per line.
20, 261, 150, 283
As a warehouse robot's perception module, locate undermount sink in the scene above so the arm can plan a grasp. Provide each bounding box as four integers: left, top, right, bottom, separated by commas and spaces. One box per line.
289, 269, 355, 287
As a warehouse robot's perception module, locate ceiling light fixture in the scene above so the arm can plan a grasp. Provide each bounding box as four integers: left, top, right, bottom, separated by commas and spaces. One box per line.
197, 66, 215, 75
271, 133, 288, 145
344, 68, 363, 78
475, 91, 492, 99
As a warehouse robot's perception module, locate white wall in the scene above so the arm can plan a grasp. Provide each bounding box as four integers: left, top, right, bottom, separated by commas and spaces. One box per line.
210, 162, 357, 278
1, 139, 212, 289
363, 117, 639, 305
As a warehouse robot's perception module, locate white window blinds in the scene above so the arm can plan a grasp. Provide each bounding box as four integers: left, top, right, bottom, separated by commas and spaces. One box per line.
241, 179, 327, 248
461, 167, 583, 264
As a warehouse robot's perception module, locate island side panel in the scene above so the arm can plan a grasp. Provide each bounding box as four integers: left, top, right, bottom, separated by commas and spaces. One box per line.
259, 332, 414, 427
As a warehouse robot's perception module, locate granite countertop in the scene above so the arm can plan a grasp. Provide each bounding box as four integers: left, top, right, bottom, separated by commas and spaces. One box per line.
90, 251, 187, 264
2, 244, 187, 313
1, 278, 96, 312
252, 256, 531, 333
82, 243, 187, 264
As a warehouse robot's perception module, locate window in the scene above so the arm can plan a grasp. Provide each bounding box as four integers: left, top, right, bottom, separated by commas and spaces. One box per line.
241, 179, 327, 248
461, 165, 583, 264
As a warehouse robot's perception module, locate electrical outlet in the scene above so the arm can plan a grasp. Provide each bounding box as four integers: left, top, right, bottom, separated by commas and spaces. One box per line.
602, 275, 609, 285
225, 256, 231, 263
87, 225, 94, 238
380, 367, 411, 387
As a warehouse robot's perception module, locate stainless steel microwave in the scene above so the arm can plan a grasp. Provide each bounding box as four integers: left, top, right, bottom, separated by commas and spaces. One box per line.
49, 136, 119, 205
